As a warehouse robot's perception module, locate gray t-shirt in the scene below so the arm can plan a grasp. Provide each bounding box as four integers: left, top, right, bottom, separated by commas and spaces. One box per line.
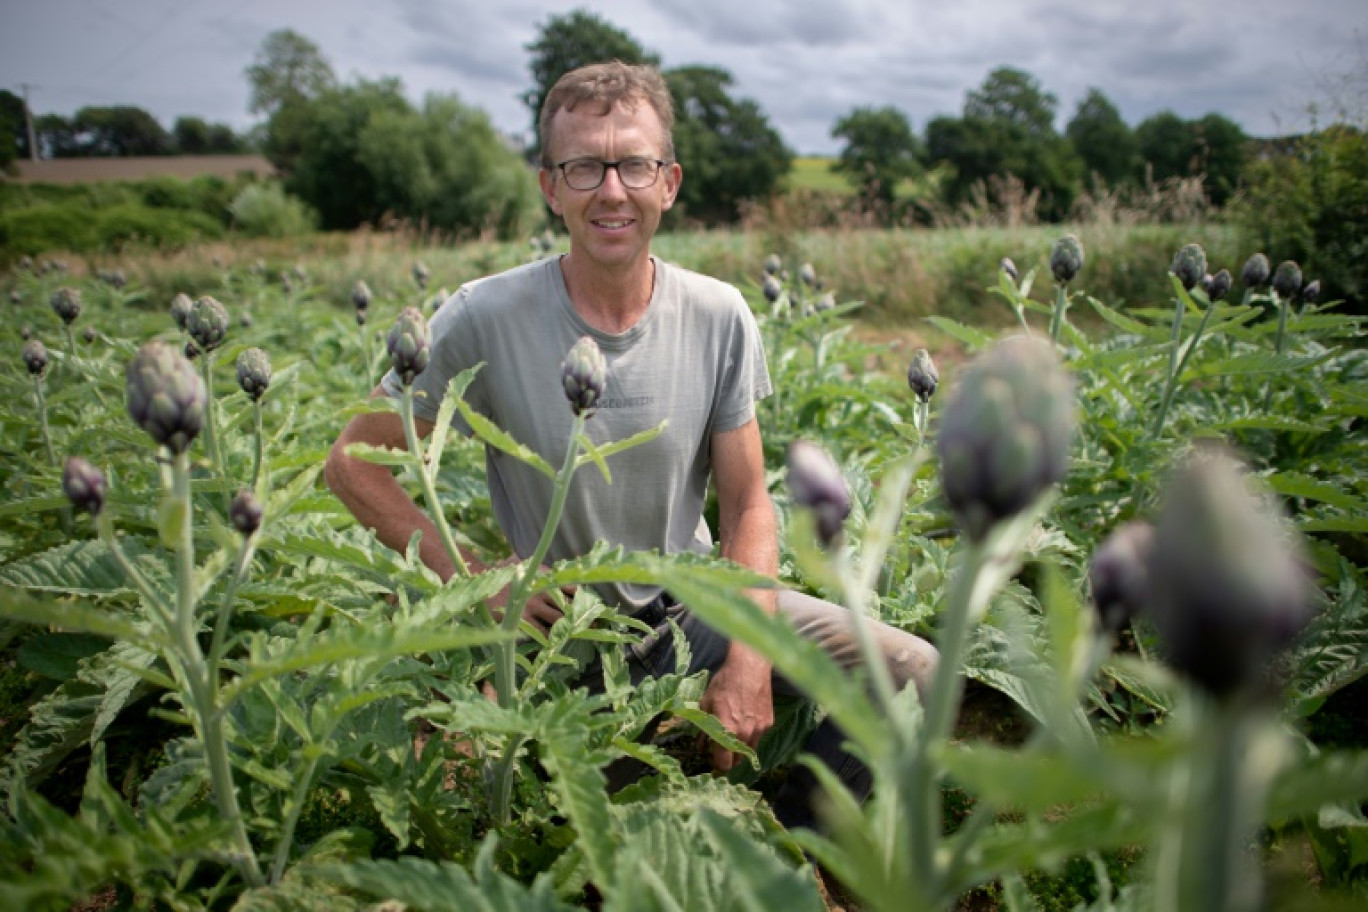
381, 256, 772, 608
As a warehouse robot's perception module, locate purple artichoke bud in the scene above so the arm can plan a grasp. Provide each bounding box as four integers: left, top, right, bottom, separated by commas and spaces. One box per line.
561, 335, 607, 417
787, 439, 850, 547
1050, 234, 1085, 284
999, 257, 1018, 282
1149, 445, 1315, 700
387, 307, 430, 386
23, 339, 48, 377
763, 254, 782, 276
187, 296, 228, 352
1088, 521, 1153, 637
1241, 253, 1271, 289
1272, 261, 1302, 300
351, 280, 372, 311
235, 347, 272, 401
170, 293, 193, 330
1203, 269, 1232, 302
762, 274, 782, 304
1302, 279, 1321, 304
907, 348, 938, 403
183, 339, 200, 361
62, 457, 107, 516
50, 287, 81, 325
82, 326, 96, 344
355, 309, 368, 326
937, 336, 1075, 542
799, 262, 817, 287
126, 341, 206, 454
412, 262, 430, 289
1170, 243, 1207, 292
229, 489, 263, 537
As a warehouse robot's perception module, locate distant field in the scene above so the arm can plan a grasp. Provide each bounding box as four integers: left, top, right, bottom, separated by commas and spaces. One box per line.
9, 155, 275, 185
789, 156, 856, 194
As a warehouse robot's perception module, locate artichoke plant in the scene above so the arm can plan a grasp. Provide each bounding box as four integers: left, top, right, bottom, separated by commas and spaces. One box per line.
1271, 260, 1302, 300
387, 307, 430, 386
798, 262, 817, 288
22, 339, 48, 377
50, 287, 81, 325
936, 336, 1075, 542
412, 262, 431, 289
762, 274, 782, 304
230, 489, 264, 537
170, 293, 194, 330
126, 341, 206, 454
188, 296, 229, 352
1302, 279, 1321, 304
763, 253, 782, 276
786, 439, 850, 547
1050, 234, 1085, 284
62, 457, 107, 516
999, 257, 1018, 282
1088, 521, 1154, 638
235, 347, 272, 401
1203, 268, 1232, 302
561, 335, 606, 416
351, 280, 373, 311
1170, 244, 1207, 292
1241, 252, 1271, 289
907, 348, 938, 404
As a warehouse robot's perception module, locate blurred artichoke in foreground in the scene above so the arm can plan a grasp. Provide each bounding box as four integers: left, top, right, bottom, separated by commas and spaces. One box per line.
23, 339, 48, 377
1170, 243, 1207, 292
937, 336, 1075, 542
1272, 260, 1302, 300
230, 489, 264, 537
907, 348, 938, 403
387, 307, 430, 386
126, 341, 206, 454
1089, 521, 1154, 638
561, 335, 607, 417
1148, 445, 1315, 700
188, 296, 229, 352
1241, 253, 1270, 289
170, 293, 194, 330
787, 439, 850, 547
1050, 234, 1085, 284
62, 457, 107, 516
50, 287, 81, 325
235, 347, 272, 401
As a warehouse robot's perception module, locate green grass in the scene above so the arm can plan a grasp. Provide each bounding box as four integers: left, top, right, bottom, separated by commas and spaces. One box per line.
789, 157, 856, 194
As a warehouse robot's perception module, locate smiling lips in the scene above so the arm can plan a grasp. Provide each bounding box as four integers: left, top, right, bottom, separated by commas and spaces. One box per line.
592, 217, 634, 230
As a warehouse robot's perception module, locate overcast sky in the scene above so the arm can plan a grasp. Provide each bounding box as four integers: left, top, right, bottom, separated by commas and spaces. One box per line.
2, 0, 1366, 155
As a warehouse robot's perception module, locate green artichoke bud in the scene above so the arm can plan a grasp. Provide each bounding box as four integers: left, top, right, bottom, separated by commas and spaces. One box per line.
937, 336, 1075, 542
561, 335, 607, 416
126, 341, 206, 454
763, 253, 782, 276
907, 348, 938, 403
1272, 260, 1302, 300
235, 347, 272, 401
1170, 243, 1207, 292
762, 274, 782, 304
1000, 257, 1018, 282
62, 457, 106, 516
50, 287, 81, 325
187, 296, 228, 352
1241, 253, 1271, 289
1050, 234, 1085, 284
1203, 268, 1232, 302
1302, 279, 1321, 304
229, 489, 263, 537
387, 307, 430, 386
1088, 521, 1153, 637
786, 439, 850, 547
1148, 445, 1314, 700
82, 326, 96, 344
412, 262, 431, 289
23, 339, 48, 377
170, 293, 193, 330
799, 262, 817, 287
351, 280, 372, 311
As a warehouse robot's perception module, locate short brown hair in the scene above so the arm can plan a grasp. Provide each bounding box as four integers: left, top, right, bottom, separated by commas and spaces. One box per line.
538, 61, 675, 167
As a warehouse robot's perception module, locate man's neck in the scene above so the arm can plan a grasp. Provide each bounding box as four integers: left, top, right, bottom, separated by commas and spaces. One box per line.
559, 252, 655, 335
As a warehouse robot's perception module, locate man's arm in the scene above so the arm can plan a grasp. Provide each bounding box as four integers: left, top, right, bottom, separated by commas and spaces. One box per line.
323, 386, 565, 628
701, 417, 778, 771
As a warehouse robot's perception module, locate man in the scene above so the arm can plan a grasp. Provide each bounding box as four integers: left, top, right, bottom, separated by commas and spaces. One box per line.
324, 61, 936, 829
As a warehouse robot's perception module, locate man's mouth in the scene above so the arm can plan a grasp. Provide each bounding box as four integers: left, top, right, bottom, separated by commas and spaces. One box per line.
592, 218, 633, 229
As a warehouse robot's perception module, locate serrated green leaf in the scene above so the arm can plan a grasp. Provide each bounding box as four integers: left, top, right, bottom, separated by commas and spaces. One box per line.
1268, 473, 1364, 511
341, 441, 415, 467
0, 538, 168, 597
318, 845, 574, 912
1268, 751, 1368, 823
542, 734, 617, 888
923, 316, 994, 351
455, 398, 554, 478
1300, 516, 1368, 533
157, 495, 188, 550
575, 420, 669, 478
1183, 351, 1335, 379
17, 632, 109, 680
428, 367, 480, 469
1085, 298, 1156, 337
1208, 416, 1328, 435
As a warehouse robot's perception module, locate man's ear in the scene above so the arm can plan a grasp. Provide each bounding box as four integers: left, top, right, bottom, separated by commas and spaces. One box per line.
539, 168, 562, 216
661, 161, 683, 212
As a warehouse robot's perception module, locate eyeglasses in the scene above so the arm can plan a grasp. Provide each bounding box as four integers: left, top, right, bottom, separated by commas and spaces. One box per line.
554, 157, 672, 191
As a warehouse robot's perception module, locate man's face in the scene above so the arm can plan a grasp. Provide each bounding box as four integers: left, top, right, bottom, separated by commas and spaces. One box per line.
539, 100, 682, 274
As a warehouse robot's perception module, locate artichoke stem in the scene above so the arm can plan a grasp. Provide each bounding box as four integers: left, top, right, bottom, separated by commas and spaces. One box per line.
33, 376, 56, 468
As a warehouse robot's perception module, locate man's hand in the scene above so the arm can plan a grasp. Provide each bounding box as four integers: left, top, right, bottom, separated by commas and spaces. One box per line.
485, 557, 574, 635
700, 641, 773, 772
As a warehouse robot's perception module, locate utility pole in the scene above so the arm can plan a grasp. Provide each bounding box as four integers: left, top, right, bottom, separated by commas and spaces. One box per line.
19, 83, 38, 161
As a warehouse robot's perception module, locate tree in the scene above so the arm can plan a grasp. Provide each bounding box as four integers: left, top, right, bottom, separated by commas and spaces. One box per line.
522, 9, 659, 157
1136, 110, 1194, 182
1066, 88, 1139, 188
666, 66, 791, 223
246, 29, 336, 171
831, 105, 921, 208
965, 67, 1058, 137
1191, 113, 1248, 206
70, 105, 174, 156
0, 90, 26, 167
173, 116, 241, 154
